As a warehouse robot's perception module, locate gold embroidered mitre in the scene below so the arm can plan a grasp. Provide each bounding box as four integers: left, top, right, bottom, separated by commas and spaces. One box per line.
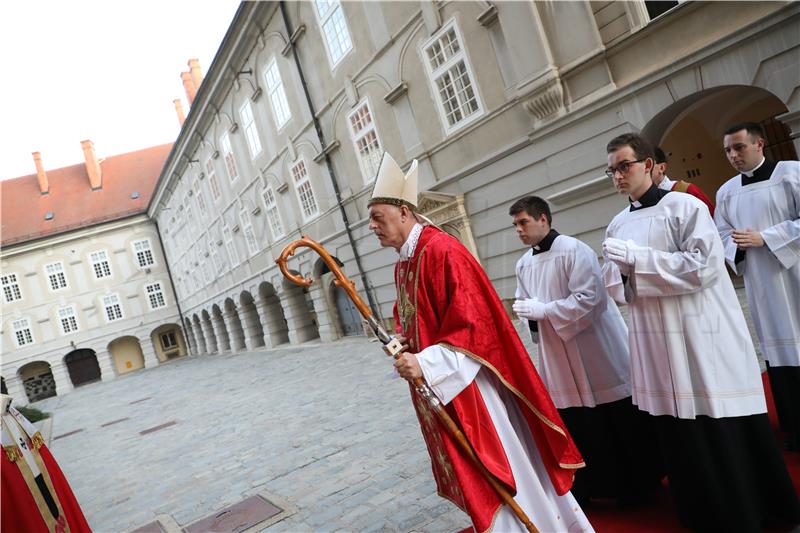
368, 152, 418, 209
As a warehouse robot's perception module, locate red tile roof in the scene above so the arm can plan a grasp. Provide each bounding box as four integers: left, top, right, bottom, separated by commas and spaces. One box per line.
1, 143, 172, 247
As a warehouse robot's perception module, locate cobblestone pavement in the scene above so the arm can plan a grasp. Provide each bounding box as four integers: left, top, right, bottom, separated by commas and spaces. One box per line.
34, 289, 758, 533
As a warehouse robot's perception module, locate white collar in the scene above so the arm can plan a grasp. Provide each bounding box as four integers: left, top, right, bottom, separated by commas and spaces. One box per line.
742, 157, 765, 178
399, 223, 423, 261
658, 176, 675, 191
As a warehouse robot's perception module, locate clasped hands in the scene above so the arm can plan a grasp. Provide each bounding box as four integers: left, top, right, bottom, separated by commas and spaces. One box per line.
385, 335, 422, 381
512, 298, 546, 321
602, 237, 641, 275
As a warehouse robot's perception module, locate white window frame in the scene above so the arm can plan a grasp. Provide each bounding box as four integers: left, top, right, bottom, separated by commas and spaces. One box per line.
132, 239, 156, 268
58, 305, 79, 335
239, 210, 259, 256
209, 236, 223, 271
291, 159, 319, 221
421, 19, 484, 135
220, 132, 239, 182
223, 224, 239, 267
262, 185, 285, 240
89, 250, 112, 279
12, 318, 34, 347
44, 261, 68, 291
102, 294, 124, 322
2, 273, 22, 303
206, 158, 222, 201
347, 98, 384, 183
145, 282, 167, 310
264, 57, 292, 129
314, 0, 353, 69
239, 99, 262, 158
195, 182, 208, 215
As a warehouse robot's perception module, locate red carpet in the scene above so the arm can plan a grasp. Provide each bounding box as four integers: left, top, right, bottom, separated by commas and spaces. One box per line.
584, 372, 800, 532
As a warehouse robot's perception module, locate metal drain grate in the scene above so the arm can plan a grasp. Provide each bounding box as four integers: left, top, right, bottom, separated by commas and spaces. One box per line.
139, 421, 177, 436
53, 429, 84, 440
101, 417, 130, 427
129, 396, 152, 405
183, 495, 283, 533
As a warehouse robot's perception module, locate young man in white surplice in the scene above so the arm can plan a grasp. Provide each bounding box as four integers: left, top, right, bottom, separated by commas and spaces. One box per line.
601, 132, 799, 532
714, 121, 800, 452
510, 195, 663, 507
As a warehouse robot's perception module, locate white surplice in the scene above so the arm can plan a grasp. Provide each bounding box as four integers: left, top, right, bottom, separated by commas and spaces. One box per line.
714, 161, 800, 367
601, 192, 766, 419
417, 348, 593, 533
515, 235, 631, 409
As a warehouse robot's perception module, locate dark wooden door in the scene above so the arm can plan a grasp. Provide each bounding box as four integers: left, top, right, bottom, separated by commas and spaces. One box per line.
65, 349, 101, 387
335, 286, 363, 336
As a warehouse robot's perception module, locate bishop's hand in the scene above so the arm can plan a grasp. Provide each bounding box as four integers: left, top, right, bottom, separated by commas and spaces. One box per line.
394, 351, 422, 381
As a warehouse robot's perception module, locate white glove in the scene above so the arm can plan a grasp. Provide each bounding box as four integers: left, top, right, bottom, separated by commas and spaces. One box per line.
513, 298, 546, 321
603, 238, 640, 276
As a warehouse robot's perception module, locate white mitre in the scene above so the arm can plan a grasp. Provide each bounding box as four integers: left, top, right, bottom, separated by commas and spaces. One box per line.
368, 152, 418, 209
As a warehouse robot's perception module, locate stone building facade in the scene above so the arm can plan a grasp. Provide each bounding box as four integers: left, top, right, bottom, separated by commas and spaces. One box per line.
151, 1, 800, 354
1, 143, 187, 403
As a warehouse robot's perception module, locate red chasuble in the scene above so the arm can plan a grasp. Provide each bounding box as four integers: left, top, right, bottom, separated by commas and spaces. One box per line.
671, 180, 715, 216
2, 407, 91, 533
393, 226, 583, 532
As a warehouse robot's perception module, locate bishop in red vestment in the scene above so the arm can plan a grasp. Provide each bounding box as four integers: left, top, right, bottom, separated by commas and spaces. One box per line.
2, 394, 91, 533
368, 153, 592, 532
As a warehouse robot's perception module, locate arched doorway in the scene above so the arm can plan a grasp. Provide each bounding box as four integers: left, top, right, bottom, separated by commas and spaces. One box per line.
333, 282, 363, 336
108, 336, 144, 376
258, 281, 289, 346
18, 361, 56, 402
64, 348, 101, 387
150, 324, 187, 361
641, 85, 797, 203
240, 291, 265, 349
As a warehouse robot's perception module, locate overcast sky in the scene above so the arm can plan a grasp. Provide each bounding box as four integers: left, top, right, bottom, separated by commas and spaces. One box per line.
0, 0, 241, 180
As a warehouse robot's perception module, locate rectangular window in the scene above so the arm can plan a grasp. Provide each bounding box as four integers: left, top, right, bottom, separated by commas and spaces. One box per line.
145, 282, 166, 310
220, 132, 239, 182
348, 100, 384, 182
90, 250, 112, 279
103, 294, 124, 322
315, 0, 352, 67
240, 99, 262, 157
133, 239, 155, 268
223, 225, 239, 266
264, 58, 291, 129
423, 21, 483, 133
58, 306, 79, 334
12, 318, 34, 347
292, 160, 319, 220
195, 183, 207, 215
2, 273, 22, 303
209, 238, 223, 271
206, 159, 221, 200
262, 186, 284, 239
45, 261, 68, 291
240, 210, 259, 256
160, 331, 178, 350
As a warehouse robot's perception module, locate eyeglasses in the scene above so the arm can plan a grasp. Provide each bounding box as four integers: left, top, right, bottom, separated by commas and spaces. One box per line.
605, 158, 647, 179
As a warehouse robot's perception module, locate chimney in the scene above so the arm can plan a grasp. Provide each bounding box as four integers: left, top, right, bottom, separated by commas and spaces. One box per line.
80, 140, 102, 190
181, 71, 196, 105
188, 58, 203, 92
174, 99, 186, 126
32, 152, 49, 194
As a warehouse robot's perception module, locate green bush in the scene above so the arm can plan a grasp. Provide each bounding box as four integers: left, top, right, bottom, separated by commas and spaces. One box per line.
15, 405, 50, 423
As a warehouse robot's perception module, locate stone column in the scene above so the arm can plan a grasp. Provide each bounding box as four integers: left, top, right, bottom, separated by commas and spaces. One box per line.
141, 341, 160, 369
4, 375, 26, 403
278, 287, 319, 344
184, 323, 198, 355
779, 110, 800, 157
193, 321, 208, 354
254, 301, 274, 349
308, 282, 337, 343
223, 310, 248, 352
96, 350, 117, 382
241, 304, 265, 349
212, 314, 231, 352
50, 361, 74, 395
259, 297, 290, 346
202, 318, 219, 354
